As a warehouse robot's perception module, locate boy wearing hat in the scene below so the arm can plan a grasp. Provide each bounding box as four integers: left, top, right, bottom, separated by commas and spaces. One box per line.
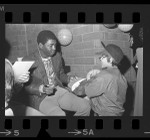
74, 43, 128, 116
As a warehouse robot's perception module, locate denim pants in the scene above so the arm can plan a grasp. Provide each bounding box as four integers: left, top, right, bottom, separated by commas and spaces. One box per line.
39, 86, 91, 116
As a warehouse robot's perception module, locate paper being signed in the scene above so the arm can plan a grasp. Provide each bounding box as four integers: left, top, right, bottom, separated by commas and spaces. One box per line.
71, 78, 86, 91
12, 61, 35, 79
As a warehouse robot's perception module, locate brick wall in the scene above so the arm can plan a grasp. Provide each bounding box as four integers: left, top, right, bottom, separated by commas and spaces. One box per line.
5, 24, 136, 82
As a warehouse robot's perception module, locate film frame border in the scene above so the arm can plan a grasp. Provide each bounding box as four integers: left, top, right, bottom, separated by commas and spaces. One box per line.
0, 4, 149, 138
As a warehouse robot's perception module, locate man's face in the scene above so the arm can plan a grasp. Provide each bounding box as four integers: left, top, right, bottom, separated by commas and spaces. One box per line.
41, 39, 56, 57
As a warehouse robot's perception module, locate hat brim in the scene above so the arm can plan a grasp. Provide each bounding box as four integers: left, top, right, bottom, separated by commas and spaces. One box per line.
95, 41, 113, 58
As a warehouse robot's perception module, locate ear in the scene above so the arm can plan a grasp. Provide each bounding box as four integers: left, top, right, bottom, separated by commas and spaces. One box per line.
38, 43, 43, 49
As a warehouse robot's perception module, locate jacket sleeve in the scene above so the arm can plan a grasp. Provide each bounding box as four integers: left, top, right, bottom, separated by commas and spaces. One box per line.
85, 74, 113, 98
20, 55, 43, 96
58, 54, 70, 85
23, 75, 43, 96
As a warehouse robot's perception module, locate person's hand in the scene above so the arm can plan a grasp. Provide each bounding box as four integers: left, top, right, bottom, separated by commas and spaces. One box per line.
43, 85, 55, 96
15, 71, 30, 83
65, 87, 72, 93
68, 73, 79, 82
86, 69, 100, 80
73, 85, 86, 97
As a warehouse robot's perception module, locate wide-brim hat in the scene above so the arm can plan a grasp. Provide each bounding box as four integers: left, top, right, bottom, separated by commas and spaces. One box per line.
96, 41, 124, 64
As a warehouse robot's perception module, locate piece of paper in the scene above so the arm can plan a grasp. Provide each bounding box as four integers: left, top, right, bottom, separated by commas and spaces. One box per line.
12, 61, 35, 79
71, 78, 86, 91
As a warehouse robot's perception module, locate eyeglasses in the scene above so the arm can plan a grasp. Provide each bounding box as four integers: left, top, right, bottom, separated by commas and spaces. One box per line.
99, 55, 107, 60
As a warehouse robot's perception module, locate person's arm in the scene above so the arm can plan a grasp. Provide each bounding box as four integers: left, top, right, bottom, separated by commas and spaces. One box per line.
85, 74, 113, 98
23, 75, 43, 96
20, 55, 44, 96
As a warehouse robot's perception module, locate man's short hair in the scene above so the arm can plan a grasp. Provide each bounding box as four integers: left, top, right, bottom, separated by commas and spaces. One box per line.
37, 30, 57, 45
5, 59, 14, 102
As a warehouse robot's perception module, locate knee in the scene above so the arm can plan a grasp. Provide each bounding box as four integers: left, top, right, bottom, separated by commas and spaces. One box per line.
81, 100, 91, 112
54, 111, 66, 116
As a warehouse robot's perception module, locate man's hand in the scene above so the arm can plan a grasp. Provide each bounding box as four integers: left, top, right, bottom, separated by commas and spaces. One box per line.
73, 85, 86, 97
86, 69, 100, 80
43, 85, 55, 96
15, 72, 30, 83
68, 73, 79, 83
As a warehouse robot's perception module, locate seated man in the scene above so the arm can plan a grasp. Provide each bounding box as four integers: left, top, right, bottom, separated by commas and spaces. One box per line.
5, 58, 44, 116
15, 30, 91, 116
72, 43, 128, 116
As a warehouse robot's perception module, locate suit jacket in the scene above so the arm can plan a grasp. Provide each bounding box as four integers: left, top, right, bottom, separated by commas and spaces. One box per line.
16, 51, 69, 110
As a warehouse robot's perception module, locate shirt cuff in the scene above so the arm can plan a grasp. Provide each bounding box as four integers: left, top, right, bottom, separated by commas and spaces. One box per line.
39, 84, 44, 95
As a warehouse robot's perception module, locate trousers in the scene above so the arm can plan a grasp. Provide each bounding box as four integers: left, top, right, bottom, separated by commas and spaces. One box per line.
39, 86, 91, 116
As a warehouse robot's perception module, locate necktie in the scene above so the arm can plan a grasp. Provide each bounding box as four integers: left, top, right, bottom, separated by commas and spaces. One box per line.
43, 58, 55, 86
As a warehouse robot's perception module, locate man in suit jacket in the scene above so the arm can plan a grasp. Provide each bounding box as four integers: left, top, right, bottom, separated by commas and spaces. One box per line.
16, 30, 91, 116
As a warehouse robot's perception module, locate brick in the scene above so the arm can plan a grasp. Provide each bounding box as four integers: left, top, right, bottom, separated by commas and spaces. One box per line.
28, 48, 36, 55
63, 50, 84, 58
71, 35, 83, 44
101, 40, 124, 49
21, 31, 26, 35
19, 45, 26, 49
93, 24, 100, 32
17, 35, 26, 41
99, 40, 125, 51
67, 24, 83, 30
70, 65, 86, 78
100, 25, 115, 32
84, 65, 93, 73
63, 58, 74, 65
28, 44, 38, 51
99, 24, 109, 32
72, 25, 93, 36
94, 39, 106, 49
26, 24, 36, 31
71, 65, 85, 73
93, 65, 102, 70
111, 41, 124, 48
61, 47, 73, 53
76, 72, 86, 78
28, 39, 33, 44
16, 30, 22, 35
57, 24, 67, 29
6, 34, 17, 42
100, 24, 121, 33
9, 24, 25, 31
18, 49, 28, 56
11, 41, 18, 46
84, 48, 105, 57
119, 34, 130, 41
109, 28, 122, 33
74, 57, 94, 65
104, 32, 120, 41
22, 41, 27, 45
83, 32, 104, 41
69, 41, 94, 50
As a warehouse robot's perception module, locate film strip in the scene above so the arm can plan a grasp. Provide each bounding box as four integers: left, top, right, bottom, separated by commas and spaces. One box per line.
0, 4, 149, 138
